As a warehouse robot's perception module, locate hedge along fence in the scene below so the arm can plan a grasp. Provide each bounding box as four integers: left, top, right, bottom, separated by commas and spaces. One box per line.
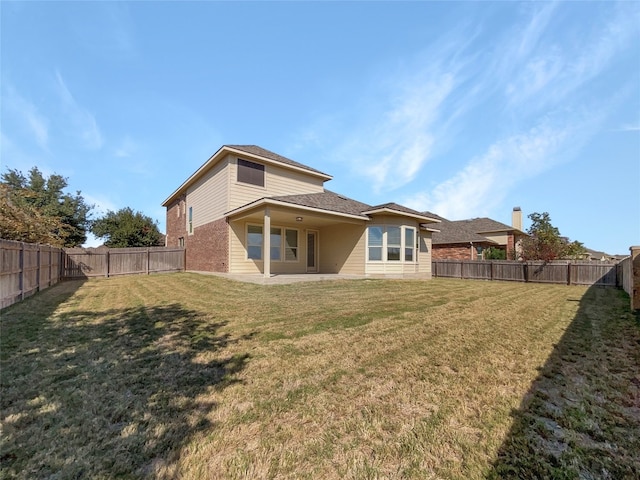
1, 240, 186, 309
432, 259, 623, 287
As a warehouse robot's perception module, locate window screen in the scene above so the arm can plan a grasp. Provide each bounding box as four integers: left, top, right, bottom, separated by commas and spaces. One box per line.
237, 159, 265, 187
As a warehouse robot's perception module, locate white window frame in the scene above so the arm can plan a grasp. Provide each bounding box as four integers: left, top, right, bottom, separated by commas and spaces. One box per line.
246, 224, 300, 263
366, 225, 417, 263
247, 224, 264, 260
284, 228, 299, 262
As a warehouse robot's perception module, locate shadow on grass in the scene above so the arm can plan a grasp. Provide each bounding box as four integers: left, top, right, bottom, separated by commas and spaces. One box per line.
1, 286, 250, 479
488, 286, 640, 479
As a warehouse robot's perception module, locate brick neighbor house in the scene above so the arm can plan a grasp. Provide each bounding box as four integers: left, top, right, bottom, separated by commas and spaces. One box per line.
425, 208, 527, 260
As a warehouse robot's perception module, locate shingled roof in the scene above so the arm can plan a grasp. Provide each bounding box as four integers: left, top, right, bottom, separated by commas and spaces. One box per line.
227, 145, 331, 178
430, 218, 498, 245
270, 190, 372, 218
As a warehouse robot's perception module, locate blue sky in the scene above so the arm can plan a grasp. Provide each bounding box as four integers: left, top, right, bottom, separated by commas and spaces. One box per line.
1, 1, 639, 254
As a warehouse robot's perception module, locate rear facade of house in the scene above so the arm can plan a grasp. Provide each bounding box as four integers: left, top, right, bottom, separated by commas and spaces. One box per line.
163, 145, 440, 277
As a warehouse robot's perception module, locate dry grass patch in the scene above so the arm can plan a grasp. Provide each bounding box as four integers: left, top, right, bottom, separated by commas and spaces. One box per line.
1, 274, 638, 479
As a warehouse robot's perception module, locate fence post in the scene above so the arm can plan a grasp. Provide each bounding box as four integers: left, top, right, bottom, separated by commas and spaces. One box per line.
567, 262, 572, 286
631, 246, 640, 311
146, 248, 150, 275
36, 244, 41, 292
19, 242, 25, 300
490, 261, 494, 281
105, 250, 110, 278
523, 262, 528, 283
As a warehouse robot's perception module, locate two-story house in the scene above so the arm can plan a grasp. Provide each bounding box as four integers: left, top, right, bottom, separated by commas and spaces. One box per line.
163, 145, 440, 278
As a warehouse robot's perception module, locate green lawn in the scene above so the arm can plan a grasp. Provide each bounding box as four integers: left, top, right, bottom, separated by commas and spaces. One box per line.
1, 273, 638, 479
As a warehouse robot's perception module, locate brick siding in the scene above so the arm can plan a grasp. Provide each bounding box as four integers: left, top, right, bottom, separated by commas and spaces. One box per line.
185, 218, 229, 272
165, 195, 187, 247
165, 196, 229, 272
432, 244, 474, 260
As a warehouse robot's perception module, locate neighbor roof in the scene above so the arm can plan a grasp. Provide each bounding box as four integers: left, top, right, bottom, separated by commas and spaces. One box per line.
463, 217, 525, 234
430, 218, 499, 245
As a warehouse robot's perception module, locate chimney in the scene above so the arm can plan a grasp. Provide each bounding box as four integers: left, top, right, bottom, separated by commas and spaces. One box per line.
512, 207, 522, 231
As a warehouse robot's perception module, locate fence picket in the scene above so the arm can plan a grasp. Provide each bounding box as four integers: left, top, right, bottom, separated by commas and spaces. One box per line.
1, 240, 185, 309
432, 259, 624, 288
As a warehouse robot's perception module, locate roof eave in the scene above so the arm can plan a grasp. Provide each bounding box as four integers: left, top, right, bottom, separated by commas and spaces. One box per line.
161, 145, 229, 207
225, 146, 333, 181
224, 198, 370, 222
362, 207, 441, 223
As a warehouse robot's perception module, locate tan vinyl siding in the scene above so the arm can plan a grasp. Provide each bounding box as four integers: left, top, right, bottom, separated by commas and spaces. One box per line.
418, 231, 432, 276
229, 158, 324, 212
186, 159, 229, 228
483, 232, 509, 246
319, 224, 366, 274
229, 221, 261, 274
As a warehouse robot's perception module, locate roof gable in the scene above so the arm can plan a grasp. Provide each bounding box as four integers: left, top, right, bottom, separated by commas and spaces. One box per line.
227, 145, 331, 178
162, 144, 331, 206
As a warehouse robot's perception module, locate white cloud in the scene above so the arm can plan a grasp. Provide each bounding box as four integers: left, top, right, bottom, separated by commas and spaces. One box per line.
403, 118, 582, 219
618, 123, 640, 132
337, 64, 460, 192
83, 192, 118, 217
2, 85, 49, 150
505, 3, 640, 111
114, 136, 137, 158
55, 70, 103, 150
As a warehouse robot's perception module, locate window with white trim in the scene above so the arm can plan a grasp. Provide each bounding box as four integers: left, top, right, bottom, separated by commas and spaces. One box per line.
247, 225, 263, 260
285, 229, 298, 261
368, 226, 383, 261
367, 225, 417, 263
246, 225, 300, 262
270, 227, 282, 261
188, 206, 193, 234
387, 226, 401, 261
405, 228, 415, 262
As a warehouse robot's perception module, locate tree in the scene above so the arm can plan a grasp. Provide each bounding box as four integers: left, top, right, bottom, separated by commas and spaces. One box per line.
91, 207, 163, 247
0, 167, 92, 246
520, 212, 586, 261
484, 247, 507, 260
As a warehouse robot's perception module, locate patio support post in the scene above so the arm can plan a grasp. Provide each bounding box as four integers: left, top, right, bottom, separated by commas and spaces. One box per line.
264, 207, 271, 278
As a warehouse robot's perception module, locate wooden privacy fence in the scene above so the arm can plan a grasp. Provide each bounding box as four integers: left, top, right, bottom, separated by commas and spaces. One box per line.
1, 239, 63, 309
63, 247, 185, 278
432, 259, 624, 287
1, 240, 186, 309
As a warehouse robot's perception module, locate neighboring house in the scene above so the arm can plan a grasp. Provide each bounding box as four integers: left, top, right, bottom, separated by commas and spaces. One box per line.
425, 208, 527, 260
163, 145, 440, 278
581, 248, 626, 262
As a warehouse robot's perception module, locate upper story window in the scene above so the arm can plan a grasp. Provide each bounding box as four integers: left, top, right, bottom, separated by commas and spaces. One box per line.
237, 159, 265, 187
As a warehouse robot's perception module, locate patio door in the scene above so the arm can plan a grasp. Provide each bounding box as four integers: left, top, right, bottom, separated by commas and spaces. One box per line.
307, 231, 318, 273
